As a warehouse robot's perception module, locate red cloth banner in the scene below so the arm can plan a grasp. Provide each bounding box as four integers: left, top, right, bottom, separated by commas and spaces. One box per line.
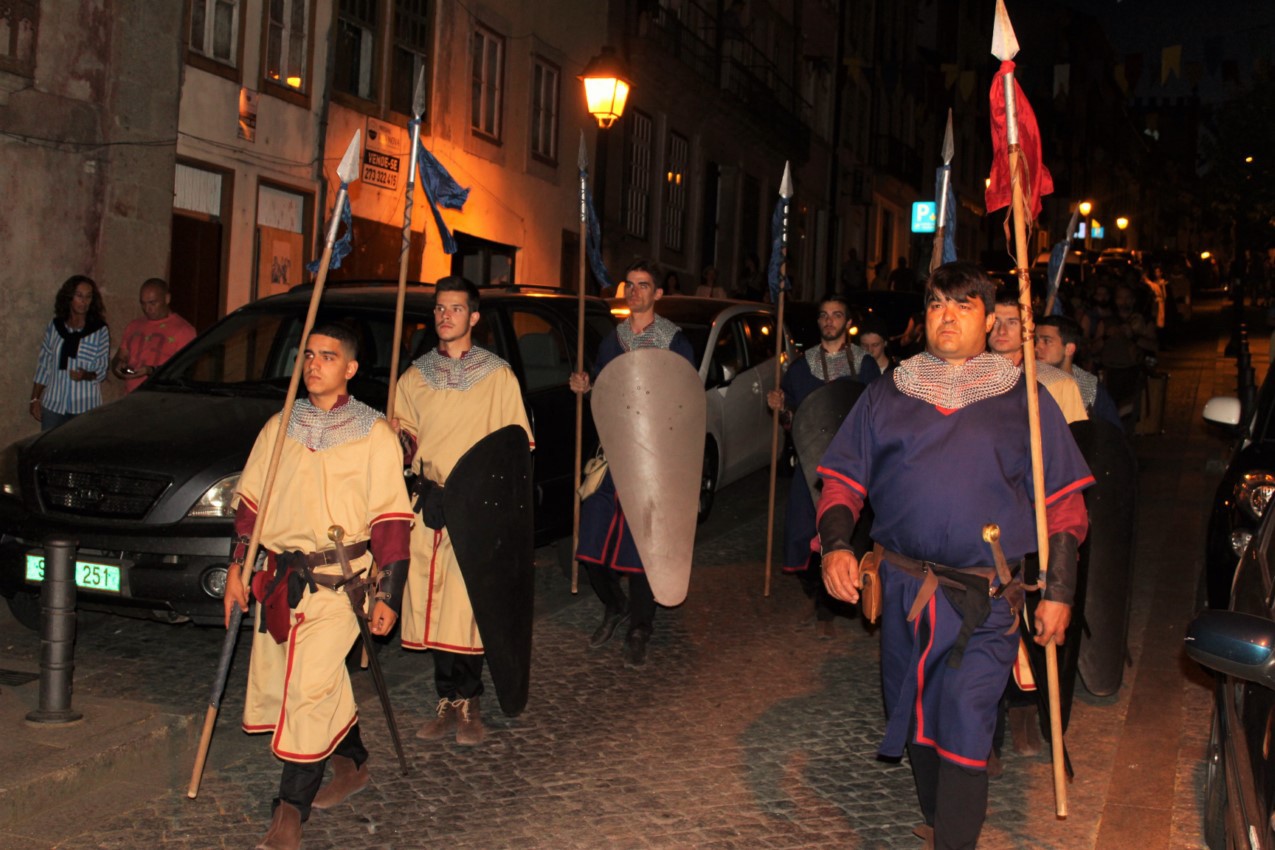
985, 60, 1053, 222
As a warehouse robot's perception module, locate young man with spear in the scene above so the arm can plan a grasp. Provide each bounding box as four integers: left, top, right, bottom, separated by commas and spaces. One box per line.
816, 261, 1092, 848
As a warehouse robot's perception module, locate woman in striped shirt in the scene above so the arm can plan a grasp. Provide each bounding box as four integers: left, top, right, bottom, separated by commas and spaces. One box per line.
30, 276, 110, 431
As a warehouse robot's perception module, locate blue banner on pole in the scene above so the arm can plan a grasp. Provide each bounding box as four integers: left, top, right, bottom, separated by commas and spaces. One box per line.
1046, 239, 1068, 316
412, 122, 469, 255
934, 166, 957, 264
580, 168, 614, 292
767, 197, 788, 304
305, 183, 353, 274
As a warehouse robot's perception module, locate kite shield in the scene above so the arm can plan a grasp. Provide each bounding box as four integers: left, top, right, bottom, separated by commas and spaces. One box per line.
444, 425, 534, 716
1070, 418, 1137, 697
792, 379, 864, 503
591, 348, 706, 606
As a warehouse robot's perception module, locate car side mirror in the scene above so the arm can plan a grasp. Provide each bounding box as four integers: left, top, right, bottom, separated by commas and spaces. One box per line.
1203, 396, 1242, 428
717, 363, 735, 387
1186, 610, 1275, 688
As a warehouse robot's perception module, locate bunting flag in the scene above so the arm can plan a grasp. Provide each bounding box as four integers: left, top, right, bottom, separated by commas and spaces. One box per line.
985, 60, 1053, 222
580, 168, 614, 292
1161, 45, 1182, 84
767, 197, 788, 304
934, 166, 957, 265
412, 123, 469, 255
305, 183, 354, 273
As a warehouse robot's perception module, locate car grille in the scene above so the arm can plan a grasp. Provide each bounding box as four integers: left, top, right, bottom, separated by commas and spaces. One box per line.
37, 467, 170, 519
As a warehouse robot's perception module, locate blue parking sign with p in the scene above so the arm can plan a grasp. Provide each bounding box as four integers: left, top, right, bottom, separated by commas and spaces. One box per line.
912, 201, 937, 234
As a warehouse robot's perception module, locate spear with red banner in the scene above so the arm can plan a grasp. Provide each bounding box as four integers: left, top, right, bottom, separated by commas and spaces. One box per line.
986, 0, 1067, 817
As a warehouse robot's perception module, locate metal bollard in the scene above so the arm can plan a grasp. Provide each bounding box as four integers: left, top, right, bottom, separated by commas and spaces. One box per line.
26, 537, 83, 725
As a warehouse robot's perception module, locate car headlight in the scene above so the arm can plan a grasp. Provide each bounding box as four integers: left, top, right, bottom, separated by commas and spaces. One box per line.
1237, 472, 1275, 521
1231, 528, 1254, 557
0, 442, 20, 499
186, 474, 240, 518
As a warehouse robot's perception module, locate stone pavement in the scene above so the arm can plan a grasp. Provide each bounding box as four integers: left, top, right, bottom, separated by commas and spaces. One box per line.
0, 296, 1252, 849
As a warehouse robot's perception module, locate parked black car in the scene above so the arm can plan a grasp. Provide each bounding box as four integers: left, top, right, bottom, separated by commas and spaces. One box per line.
0, 283, 616, 628
1186, 501, 1275, 849
1201, 368, 1275, 609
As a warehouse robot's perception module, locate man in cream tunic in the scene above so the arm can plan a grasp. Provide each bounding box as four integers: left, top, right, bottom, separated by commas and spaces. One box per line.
394, 276, 533, 746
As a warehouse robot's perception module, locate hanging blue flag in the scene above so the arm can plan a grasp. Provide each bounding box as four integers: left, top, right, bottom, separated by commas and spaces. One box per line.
767, 197, 789, 304
934, 166, 957, 265
305, 182, 354, 274
1045, 239, 1068, 316
579, 168, 614, 292
411, 122, 469, 255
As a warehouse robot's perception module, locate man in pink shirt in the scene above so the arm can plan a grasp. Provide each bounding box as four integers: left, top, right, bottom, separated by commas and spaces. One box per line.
110, 278, 197, 392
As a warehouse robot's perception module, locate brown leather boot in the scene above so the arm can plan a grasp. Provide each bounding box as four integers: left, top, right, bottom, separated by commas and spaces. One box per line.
256, 800, 302, 850
455, 696, 486, 746
311, 755, 369, 810
911, 823, 935, 850
1009, 705, 1042, 756
417, 697, 459, 740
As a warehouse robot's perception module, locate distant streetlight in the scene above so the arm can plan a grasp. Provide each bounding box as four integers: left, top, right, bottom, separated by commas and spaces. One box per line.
1201, 251, 1212, 260
1116, 216, 1129, 230
580, 47, 631, 129
1078, 200, 1093, 217
1245, 155, 1254, 164
1116, 216, 1129, 249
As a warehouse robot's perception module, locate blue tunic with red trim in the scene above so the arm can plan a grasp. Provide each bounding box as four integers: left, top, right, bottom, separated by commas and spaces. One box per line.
780, 346, 879, 572
577, 318, 696, 574
816, 352, 1093, 767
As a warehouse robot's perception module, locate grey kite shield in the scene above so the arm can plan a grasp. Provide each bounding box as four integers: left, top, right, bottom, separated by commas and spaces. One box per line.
591, 348, 706, 606
444, 424, 534, 716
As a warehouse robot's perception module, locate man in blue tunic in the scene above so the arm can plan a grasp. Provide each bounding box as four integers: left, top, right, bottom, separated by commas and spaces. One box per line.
815, 263, 1093, 849
570, 258, 696, 668
765, 296, 879, 636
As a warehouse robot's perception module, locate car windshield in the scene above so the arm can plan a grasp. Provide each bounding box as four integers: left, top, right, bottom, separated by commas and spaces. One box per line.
146, 305, 436, 407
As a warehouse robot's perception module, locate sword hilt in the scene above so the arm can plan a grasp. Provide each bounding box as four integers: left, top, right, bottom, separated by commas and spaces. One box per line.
982, 523, 1015, 598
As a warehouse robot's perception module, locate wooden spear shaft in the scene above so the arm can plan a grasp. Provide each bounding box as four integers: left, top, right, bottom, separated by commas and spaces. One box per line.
763, 286, 785, 598
571, 134, 588, 595
1007, 142, 1068, 818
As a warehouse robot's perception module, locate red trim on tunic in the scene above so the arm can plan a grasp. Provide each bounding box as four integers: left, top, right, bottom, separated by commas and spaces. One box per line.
265, 611, 360, 763
911, 597, 989, 770
815, 466, 867, 495
370, 517, 412, 566
934, 406, 957, 416
1045, 489, 1089, 545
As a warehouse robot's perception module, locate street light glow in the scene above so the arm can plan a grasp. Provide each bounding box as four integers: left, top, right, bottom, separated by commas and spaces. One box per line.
580, 48, 631, 129
1116, 216, 1129, 230
1079, 200, 1093, 216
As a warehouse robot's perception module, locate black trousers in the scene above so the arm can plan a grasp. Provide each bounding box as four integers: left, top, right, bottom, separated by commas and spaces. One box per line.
583, 561, 656, 633
434, 650, 485, 699
908, 742, 988, 850
277, 723, 367, 820
792, 555, 843, 622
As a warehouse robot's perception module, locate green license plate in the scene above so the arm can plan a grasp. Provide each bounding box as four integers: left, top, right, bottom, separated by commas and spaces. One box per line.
25, 554, 122, 594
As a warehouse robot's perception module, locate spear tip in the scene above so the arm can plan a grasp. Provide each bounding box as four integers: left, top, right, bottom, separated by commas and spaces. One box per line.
411, 67, 429, 119
941, 108, 954, 164
578, 130, 588, 170
336, 129, 362, 184
991, 0, 1020, 62
779, 161, 793, 199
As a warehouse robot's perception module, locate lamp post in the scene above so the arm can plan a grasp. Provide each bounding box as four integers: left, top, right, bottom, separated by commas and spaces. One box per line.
1116, 216, 1129, 249
580, 47, 632, 286
1078, 200, 1093, 253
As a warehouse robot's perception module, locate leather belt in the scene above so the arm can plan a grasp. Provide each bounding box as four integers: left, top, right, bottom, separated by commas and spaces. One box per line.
288, 540, 368, 569
882, 549, 1021, 630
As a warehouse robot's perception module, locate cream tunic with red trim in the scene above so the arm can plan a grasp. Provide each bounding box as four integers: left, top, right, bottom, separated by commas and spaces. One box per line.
395, 349, 533, 654
233, 406, 413, 762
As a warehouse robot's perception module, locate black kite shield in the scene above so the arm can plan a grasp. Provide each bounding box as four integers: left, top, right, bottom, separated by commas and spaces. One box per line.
1070, 418, 1137, 697
591, 348, 706, 606
792, 379, 864, 503
445, 425, 534, 716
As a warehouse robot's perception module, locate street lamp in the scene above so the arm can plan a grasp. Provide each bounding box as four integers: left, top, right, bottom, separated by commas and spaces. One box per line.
579, 47, 631, 129
1078, 200, 1092, 217
1078, 201, 1093, 252
1116, 216, 1129, 249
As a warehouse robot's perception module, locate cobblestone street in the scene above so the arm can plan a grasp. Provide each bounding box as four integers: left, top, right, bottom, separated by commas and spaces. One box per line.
0, 300, 1244, 849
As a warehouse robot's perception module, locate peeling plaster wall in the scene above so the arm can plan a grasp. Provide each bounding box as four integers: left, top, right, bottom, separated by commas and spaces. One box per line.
0, 0, 180, 442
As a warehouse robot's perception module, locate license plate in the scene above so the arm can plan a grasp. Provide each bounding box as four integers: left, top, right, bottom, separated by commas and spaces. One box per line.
25, 554, 122, 594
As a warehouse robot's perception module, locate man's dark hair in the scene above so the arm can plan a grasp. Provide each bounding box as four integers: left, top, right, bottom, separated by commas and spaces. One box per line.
1037, 315, 1082, 349
924, 262, 996, 313
309, 321, 360, 360
435, 275, 481, 311
819, 294, 851, 315
141, 277, 170, 295
54, 275, 106, 324
626, 257, 662, 285
994, 284, 1021, 308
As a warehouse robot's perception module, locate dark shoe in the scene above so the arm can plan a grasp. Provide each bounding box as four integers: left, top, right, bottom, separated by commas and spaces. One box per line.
256, 801, 302, 850
1009, 705, 1042, 756
622, 628, 650, 668
455, 696, 486, 746
589, 609, 630, 648
311, 754, 369, 810
416, 697, 459, 740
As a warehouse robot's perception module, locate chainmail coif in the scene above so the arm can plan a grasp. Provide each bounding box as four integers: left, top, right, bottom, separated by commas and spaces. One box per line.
893, 351, 1020, 410
617, 315, 681, 351
413, 346, 507, 391
1072, 366, 1098, 409
286, 396, 382, 452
